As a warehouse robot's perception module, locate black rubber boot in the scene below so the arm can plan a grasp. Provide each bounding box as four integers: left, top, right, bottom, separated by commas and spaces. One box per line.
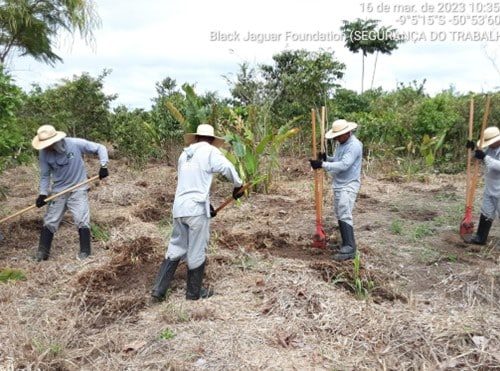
469, 214, 493, 245
333, 220, 356, 261
151, 258, 180, 303
35, 227, 53, 262
78, 227, 91, 260
186, 261, 214, 300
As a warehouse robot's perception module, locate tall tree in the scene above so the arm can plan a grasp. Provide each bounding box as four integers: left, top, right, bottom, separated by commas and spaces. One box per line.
0, 0, 100, 65
340, 19, 379, 93
0, 66, 27, 171
370, 25, 404, 90
260, 49, 345, 125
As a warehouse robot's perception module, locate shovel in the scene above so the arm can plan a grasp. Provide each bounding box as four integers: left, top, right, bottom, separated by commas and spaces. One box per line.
312, 108, 326, 248
460, 97, 475, 238
0, 175, 100, 241
460, 95, 491, 240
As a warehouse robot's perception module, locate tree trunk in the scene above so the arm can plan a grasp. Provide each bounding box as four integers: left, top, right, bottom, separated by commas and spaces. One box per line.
370, 51, 379, 90
361, 54, 365, 93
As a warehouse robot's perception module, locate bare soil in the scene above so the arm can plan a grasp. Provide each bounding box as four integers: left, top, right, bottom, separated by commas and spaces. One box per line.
0, 157, 498, 370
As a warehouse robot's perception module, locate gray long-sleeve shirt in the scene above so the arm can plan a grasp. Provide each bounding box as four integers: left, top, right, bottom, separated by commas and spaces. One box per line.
322, 135, 363, 192
172, 141, 243, 218
483, 146, 500, 197
39, 138, 109, 195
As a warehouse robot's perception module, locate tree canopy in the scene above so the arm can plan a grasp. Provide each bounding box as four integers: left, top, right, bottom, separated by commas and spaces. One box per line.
0, 0, 100, 65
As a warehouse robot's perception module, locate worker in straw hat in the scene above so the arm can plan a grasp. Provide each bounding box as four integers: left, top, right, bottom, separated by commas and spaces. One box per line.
31, 125, 109, 261
465, 126, 500, 245
309, 119, 363, 261
151, 124, 244, 302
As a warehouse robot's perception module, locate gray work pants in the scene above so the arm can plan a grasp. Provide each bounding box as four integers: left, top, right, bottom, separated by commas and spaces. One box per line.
165, 215, 210, 270
480, 192, 500, 220
43, 190, 90, 233
334, 189, 358, 226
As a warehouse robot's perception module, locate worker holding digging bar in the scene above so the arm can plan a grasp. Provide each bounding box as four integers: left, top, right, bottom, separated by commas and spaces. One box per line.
465, 126, 500, 245
31, 125, 109, 261
309, 119, 363, 261
151, 124, 244, 302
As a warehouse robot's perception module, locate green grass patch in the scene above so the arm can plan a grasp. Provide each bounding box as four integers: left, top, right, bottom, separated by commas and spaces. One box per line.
417, 246, 441, 264
159, 328, 176, 340
90, 223, 110, 242
390, 219, 403, 235
0, 268, 26, 283
412, 223, 434, 241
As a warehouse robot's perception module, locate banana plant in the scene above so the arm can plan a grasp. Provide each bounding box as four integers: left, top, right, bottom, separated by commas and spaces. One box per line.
221, 106, 299, 193
164, 83, 217, 134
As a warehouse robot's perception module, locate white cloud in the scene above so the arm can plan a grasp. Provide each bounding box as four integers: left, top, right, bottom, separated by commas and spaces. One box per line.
8, 0, 500, 109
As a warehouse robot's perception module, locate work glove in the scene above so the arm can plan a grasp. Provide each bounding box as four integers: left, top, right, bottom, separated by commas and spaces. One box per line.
466, 140, 475, 150
36, 195, 47, 208
309, 159, 323, 170
318, 152, 327, 161
233, 186, 244, 200
474, 149, 486, 160
99, 166, 109, 180
210, 204, 217, 218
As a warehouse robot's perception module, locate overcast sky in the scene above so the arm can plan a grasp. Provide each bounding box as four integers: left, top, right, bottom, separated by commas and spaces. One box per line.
7, 0, 500, 109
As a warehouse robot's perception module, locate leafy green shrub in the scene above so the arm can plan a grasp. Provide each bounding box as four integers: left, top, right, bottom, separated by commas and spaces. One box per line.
18, 70, 116, 142
0, 68, 30, 172
109, 106, 157, 166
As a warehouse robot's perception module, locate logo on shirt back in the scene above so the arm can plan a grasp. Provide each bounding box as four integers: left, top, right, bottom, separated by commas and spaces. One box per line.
67, 152, 74, 159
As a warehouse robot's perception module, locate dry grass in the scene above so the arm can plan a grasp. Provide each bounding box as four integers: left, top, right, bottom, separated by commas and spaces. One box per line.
0, 158, 499, 370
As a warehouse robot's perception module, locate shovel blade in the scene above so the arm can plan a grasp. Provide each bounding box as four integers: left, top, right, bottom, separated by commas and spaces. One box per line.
312, 225, 326, 249
460, 207, 474, 239
460, 220, 474, 236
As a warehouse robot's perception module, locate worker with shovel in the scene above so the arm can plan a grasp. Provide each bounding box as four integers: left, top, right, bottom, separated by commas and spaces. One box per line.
309, 119, 363, 261
31, 125, 109, 261
151, 124, 244, 302
466, 126, 500, 245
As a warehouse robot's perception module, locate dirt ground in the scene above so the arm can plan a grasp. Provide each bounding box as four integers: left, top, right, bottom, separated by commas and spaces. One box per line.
0, 157, 499, 370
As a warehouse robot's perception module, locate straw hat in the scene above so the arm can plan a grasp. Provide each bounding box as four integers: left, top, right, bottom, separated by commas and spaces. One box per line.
32, 125, 66, 150
325, 119, 358, 139
478, 126, 500, 148
184, 124, 225, 148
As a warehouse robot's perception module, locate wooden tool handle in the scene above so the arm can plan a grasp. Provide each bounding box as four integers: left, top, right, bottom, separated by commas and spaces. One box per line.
469, 95, 491, 205
0, 175, 100, 224
214, 183, 252, 213
311, 108, 317, 158
478, 95, 491, 150
320, 106, 326, 154
465, 97, 474, 207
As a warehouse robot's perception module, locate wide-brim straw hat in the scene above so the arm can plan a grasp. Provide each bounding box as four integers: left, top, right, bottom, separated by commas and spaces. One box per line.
32, 125, 66, 150
184, 124, 225, 148
478, 126, 500, 148
325, 119, 358, 139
